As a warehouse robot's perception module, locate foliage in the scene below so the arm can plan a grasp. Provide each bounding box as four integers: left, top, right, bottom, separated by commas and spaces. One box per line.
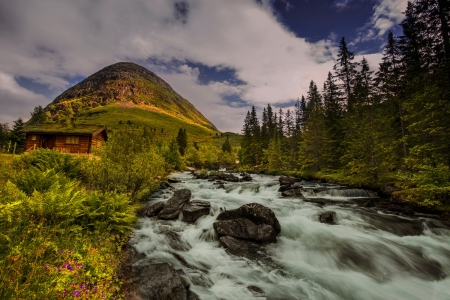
162, 138, 183, 170
176, 128, 188, 155
83, 127, 166, 200
221, 136, 232, 153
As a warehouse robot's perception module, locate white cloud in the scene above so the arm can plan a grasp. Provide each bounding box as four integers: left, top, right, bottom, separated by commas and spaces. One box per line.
0, 0, 364, 131
353, 0, 408, 45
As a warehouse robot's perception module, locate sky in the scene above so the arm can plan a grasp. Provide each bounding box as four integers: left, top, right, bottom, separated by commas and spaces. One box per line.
0, 0, 408, 133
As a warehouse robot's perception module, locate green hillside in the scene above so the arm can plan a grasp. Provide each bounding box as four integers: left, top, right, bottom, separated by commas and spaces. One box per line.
74, 103, 219, 143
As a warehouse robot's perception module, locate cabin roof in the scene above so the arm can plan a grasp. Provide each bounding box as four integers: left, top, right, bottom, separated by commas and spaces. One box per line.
22, 124, 107, 136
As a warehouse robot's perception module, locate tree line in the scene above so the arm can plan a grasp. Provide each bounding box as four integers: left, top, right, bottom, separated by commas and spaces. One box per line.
240, 0, 450, 182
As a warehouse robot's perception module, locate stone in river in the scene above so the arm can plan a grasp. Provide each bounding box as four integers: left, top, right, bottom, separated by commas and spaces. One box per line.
158, 189, 191, 220
214, 218, 277, 243
319, 211, 337, 224
182, 200, 211, 223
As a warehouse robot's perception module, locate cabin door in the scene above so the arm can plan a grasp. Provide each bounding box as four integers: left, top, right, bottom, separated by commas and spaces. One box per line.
42, 135, 55, 149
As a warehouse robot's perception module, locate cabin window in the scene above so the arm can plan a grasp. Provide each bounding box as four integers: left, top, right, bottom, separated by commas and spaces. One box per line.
31, 135, 37, 141
66, 136, 79, 144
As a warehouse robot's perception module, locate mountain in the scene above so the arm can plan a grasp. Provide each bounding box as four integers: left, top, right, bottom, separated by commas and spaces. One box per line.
45, 62, 218, 140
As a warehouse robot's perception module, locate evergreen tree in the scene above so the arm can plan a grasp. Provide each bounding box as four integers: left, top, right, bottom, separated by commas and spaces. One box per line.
0, 123, 9, 152
333, 37, 358, 111
322, 71, 344, 169
10, 118, 25, 153
176, 128, 188, 155
298, 81, 326, 171
29, 106, 47, 125
267, 130, 283, 173
164, 138, 182, 170
261, 107, 270, 149
222, 136, 232, 153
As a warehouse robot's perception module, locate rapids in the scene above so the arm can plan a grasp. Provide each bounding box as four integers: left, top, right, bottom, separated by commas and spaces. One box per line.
130, 172, 450, 300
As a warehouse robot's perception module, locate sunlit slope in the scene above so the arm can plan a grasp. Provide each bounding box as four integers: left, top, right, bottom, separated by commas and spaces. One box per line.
75, 103, 218, 142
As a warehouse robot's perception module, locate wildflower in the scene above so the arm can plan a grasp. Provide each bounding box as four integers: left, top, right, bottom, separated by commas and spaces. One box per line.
74, 290, 81, 296
44, 266, 48, 270
58, 267, 61, 272
59, 249, 63, 253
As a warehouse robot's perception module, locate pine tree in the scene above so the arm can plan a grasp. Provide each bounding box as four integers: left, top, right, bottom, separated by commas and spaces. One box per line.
298, 81, 326, 171
0, 123, 9, 152
29, 106, 47, 125
322, 71, 344, 169
10, 118, 25, 153
267, 130, 283, 173
333, 37, 358, 111
222, 136, 232, 153
176, 128, 188, 155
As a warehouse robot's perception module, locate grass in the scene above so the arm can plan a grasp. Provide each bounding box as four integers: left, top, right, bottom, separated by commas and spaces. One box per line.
74, 104, 220, 144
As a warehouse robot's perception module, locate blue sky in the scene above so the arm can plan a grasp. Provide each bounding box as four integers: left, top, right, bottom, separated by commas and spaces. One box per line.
0, 0, 408, 132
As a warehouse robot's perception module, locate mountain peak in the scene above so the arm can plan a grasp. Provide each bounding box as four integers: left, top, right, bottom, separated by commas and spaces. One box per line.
48, 62, 216, 130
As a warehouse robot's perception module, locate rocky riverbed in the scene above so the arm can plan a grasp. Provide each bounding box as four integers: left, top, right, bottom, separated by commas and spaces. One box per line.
122, 172, 450, 300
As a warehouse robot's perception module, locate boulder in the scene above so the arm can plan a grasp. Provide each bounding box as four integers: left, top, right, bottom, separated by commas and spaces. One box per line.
158, 189, 192, 220
159, 181, 171, 190
216, 203, 281, 235
168, 178, 181, 184
217, 183, 225, 189
279, 175, 295, 186
281, 188, 304, 198
182, 200, 211, 223
240, 173, 253, 182
139, 201, 165, 218
278, 185, 292, 192
131, 262, 198, 300
213, 218, 277, 243
219, 236, 268, 261
224, 173, 240, 182
319, 211, 337, 224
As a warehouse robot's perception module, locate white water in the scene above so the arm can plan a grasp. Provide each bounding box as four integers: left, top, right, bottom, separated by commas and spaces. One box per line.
131, 172, 450, 300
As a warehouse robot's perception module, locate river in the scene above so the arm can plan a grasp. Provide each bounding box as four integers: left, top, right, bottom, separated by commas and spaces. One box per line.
130, 172, 450, 300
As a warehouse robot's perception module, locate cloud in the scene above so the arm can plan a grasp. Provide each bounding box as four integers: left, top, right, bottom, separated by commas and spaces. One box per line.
352, 0, 408, 44
0, 0, 356, 131
0, 72, 49, 124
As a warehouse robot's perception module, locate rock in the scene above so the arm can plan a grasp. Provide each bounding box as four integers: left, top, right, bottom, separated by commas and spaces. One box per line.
131, 262, 198, 300
319, 211, 337, 224
192, 171, 208, 179
158, 189, 192, 220
168, 178, 181, 183
381, 184, 400, 197
281, 188, 304, 198
240, 173, 253, 181
247, 285, 265, 295
139, 201, 165, 218
224, 173, 240, 182
182, 200, 211, 222
219, 236, 268, 260
216, 202, 281, 235
278, 185, 292, 192
279, 175, 295, 186
159, 181, 171, 190
213, 218, 277, 243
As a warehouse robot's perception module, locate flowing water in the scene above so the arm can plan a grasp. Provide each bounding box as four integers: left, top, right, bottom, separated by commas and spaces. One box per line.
130, 172, 450, 300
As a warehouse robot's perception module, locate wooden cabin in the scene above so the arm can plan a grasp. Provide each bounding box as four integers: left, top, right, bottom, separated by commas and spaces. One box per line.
22, 125, 107, 154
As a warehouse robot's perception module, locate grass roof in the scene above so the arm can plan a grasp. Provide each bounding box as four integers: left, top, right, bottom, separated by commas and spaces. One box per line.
23, 124, 106, 135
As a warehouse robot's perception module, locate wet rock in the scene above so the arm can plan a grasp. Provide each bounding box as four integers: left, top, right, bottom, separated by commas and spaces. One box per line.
214, 218, 277, 243
183, 200, 211, 223
219, 236, 268, 261
158, 189, 192, 220
138, 201, 165, 218
279, 175, 296, 186
240, 172, 253, 181
192, 171, 208, 179
217, 183, 225, 189
278, 184, 292, 192
130, 262, 198, 300
248, 285, 265, 295
224, 173, 240, 182
216, 202, 281, 235
281, 188, 304, 198
168, 178, 181, 184
319, 211, 337, 224
159, 181, 172, 190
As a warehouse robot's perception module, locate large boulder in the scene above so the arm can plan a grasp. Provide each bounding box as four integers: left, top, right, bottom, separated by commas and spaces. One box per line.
139, 201, 165, 218
319, 211, 337, 224
216, 203, 281, 235
130, 262, 199, 300
223, 173, 240, 182
182, 200, 211, 223
240, 173, 253, 182
279, 175, 295, 186
158, 189, 192, 220
214, 218, 277, 243
219, 236, 268, 261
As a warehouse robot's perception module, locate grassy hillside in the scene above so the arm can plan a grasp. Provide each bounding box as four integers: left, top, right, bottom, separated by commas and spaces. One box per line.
75, 103, 220, 143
